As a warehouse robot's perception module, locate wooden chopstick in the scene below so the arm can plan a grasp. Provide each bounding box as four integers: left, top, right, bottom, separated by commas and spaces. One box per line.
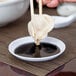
39, 0, 42, 15
30, 0, 42, 17
30, 0, 34, 18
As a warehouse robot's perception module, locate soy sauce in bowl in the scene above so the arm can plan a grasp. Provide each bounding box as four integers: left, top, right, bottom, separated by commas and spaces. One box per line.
15, 43, 60, 58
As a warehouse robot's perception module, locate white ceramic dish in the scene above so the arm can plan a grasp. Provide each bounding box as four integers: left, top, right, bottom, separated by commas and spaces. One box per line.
53, 14, 76, 28
8, 36, 66, 62
57, 3, 76, 16
0, 0, 29, 27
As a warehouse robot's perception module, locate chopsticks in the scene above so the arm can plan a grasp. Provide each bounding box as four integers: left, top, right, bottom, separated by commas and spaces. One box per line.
30, 0, 43, 18
39, 0, 42, 15
30, 0, 34, 18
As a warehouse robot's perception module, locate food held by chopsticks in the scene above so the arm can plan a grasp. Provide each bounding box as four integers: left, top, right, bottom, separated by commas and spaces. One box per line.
28, 0, 54, 45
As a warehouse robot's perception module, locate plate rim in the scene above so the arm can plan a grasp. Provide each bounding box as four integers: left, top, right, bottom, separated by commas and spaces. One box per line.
8, 36, 66, 62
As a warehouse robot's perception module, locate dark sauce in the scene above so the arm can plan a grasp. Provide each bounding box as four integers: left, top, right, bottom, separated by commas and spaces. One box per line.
15, 43, 60, 58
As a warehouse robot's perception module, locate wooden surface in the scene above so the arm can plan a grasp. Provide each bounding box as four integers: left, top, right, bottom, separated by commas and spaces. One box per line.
0, 8, 76, 76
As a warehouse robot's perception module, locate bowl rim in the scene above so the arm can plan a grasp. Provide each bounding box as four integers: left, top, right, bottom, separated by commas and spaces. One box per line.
0, 0, 25, 6
8, 36, 66, 62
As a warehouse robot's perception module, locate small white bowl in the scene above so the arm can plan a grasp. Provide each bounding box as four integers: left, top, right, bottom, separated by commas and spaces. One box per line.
57, 3, 76, 16
8, 36, 66, 62
0, 0, 29, 27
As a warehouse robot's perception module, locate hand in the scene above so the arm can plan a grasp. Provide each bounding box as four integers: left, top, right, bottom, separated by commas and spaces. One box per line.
36, 0, 76, 8
36, 0, 60, 8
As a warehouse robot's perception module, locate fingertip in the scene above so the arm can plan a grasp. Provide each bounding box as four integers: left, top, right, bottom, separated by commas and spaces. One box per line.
36, 0, 38, 3
47, 0, 59, 8
43, 0, 51, 5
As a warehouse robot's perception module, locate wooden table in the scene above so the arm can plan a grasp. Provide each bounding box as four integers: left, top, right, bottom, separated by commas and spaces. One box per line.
0, 8, 76, 76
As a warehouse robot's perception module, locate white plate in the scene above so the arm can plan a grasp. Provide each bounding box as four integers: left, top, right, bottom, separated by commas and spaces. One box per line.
8, 36, 66, 62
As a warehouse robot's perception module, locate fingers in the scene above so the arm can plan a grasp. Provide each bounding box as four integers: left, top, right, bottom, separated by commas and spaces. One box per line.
47, 0, 59, 8
36, 0, 50, 5
36, 0, 60, 8
63, 0, 76, 2
42, 0, 51, 5
36, 0, 76, 8
46, 0, 76, 8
